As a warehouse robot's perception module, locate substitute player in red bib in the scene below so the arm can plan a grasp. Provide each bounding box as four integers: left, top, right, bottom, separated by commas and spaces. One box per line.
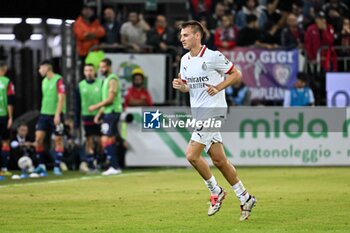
172, 21, 256, 220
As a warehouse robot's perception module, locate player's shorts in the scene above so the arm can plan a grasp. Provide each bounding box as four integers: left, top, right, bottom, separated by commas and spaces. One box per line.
101, 112, 120, 137
36, 114, 65, 136
0, 116, 10, 140
82, 116, 101, 137
191, 131, 223, 153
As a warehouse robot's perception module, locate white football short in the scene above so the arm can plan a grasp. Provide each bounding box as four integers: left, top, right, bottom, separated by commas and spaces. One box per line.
191, 131, 223, 152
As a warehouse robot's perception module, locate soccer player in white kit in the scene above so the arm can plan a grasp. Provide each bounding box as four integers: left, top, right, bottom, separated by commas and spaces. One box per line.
172, 21, 256, 221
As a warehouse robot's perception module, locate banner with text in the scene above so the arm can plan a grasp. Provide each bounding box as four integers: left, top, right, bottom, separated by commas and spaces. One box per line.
222, 48, 299, 101
125, 107, 350, 166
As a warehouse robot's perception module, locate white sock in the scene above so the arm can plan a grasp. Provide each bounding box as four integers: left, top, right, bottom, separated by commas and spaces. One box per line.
204, 176, 221, 195
232, 181, 250, 205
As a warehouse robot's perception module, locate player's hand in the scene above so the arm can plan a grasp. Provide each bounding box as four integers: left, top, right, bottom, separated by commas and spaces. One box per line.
54, 114, 60, 125
172, 73, 184, 90
7, 117, 12, 129
205, 83, 219, 96
94, 114, 102, 124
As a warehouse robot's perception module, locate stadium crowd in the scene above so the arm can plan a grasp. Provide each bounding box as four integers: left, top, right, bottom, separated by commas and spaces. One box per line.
1, 0, 350, 178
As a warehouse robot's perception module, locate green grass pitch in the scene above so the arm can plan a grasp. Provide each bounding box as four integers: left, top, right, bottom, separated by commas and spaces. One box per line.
0, 167, 349, 233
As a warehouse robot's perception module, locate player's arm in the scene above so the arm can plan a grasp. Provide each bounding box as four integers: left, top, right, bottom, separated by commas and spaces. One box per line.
93, 107, 105, 124
206, 52, 242, 96
172, 73, 189, 93
89, 79, 116, 112
54, 79, 65, 125
206, 67, 242, 96
55, 93, 65, 124
73, 87, 82, 129
215, 66, 242, 92
7, 82, 15, 129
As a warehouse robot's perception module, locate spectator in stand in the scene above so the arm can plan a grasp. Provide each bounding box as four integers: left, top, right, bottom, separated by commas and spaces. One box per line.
9, 123, 35, 170
303, 0, 324, 28
236, 14, 260, 46
323, 0, 349, 39
147, 15, 175, 53
199, 17, 216, 50
264, 0, 282, 23
226, 79, 251, 106
189, 0, 214, 20
276, 0, 303, 27
281, 13, 304, 49
304, 11, 337, 71
336, 17, 350, 71
223, 0, 239, 16
214, 15, 239, 51
101, 7, 121, 46
256, 21, 281, 49
284, 72, 315, 107
73, 5, 105, 63
292, 2, 304, 25
124, 68, 153, 108
172, 19, 186, 68
120, 12, 150, 52
235, 0, 267, 30
206, 2, 226, 32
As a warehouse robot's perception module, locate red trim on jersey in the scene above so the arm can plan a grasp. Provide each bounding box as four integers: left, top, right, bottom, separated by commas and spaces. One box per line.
55, 147, 64, 153
198, 45, 207, 57
83, 121, 95, 126
36, 145, 45, 153
225, 64, 234, 74
1, 144, 10, 152
7, 82, 15, 95
57, 79, 66, 94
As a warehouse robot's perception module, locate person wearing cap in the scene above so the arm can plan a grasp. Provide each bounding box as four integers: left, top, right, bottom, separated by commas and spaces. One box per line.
31, 60, 66, 177
283, 72, 315, 107
304, 11, 337, 71
124, 68, 153, 108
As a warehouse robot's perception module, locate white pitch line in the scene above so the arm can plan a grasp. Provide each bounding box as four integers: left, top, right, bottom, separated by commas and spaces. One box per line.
0, 171, 151, 189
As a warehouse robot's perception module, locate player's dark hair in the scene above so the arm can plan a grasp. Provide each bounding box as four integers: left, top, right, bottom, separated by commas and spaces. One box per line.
101, 58, 112, 67
181, 20, 206, 40
39, 59, 53, 68
0, 60, 7, 68
84, 63, 95, 68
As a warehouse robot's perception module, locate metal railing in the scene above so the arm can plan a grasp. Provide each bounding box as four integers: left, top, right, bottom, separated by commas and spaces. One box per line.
316, 45, 350, 73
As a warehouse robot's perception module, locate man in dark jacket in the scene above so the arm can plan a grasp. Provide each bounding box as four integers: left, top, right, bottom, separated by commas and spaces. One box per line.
101, 7, 121, 45
147, 15, 175, 53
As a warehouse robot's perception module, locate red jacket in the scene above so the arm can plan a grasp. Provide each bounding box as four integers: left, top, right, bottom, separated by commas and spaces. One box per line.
304, 23, 337, 71
124, 87, 153, 108
214, 26, 238, 51
190, 0, 212, 15
73, 16, 105, 56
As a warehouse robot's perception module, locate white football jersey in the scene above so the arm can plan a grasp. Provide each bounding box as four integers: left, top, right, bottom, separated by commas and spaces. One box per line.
180, 45, 234, 109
